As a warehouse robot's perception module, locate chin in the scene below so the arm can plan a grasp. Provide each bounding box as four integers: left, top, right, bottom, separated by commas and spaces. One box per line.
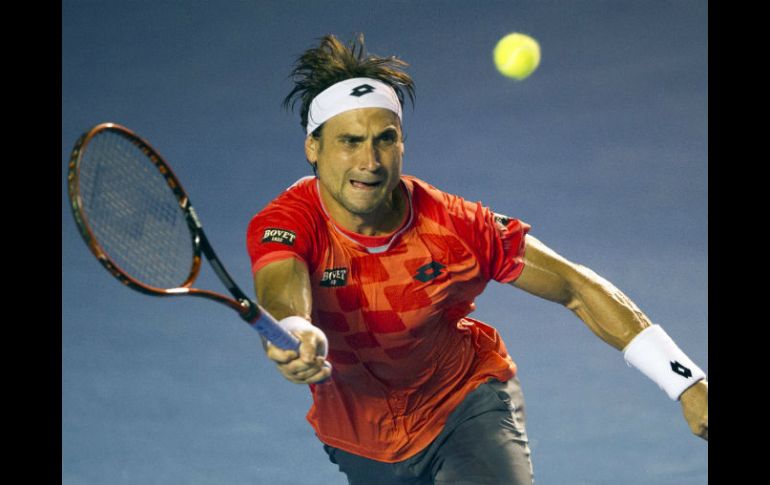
343, 193, 387, 215
345, 203, 380, 216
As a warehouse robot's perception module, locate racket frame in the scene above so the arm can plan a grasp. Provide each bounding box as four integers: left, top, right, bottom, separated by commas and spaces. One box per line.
67, 122, 298, 349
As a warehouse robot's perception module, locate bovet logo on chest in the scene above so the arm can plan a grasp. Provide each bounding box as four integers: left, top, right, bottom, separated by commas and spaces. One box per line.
320, 267, 348, 287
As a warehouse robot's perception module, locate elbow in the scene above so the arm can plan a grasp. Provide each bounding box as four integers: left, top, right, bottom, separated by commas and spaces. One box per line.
559, 263, 595, 309
564, 294, 584, 312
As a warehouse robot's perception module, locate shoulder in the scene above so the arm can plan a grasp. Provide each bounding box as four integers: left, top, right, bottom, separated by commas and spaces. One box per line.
266, 176, 317, 208
246, 177, 326, 271
405, 174, 529, 241
404, 175, 485, 224
253, 176, 318, 217
247, 176, 323, 236
403, 175, 451, 202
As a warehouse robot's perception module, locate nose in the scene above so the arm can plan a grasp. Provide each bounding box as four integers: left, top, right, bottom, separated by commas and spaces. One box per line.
359, 140, 380, 171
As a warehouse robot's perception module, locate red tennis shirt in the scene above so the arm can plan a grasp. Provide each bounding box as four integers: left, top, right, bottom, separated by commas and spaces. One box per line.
246, 175, 530, 462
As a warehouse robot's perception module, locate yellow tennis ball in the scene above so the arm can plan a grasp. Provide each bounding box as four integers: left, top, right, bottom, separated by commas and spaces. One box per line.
493, 32, 541, 80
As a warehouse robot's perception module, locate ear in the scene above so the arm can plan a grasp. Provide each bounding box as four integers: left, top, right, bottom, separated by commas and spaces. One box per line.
305, 135, 319, 164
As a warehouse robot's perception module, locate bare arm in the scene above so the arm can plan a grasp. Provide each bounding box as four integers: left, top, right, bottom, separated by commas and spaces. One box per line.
254, 257, 330, 384
511, 234, 651, 349
512, 234, 707, 439
255, 257, 313, 322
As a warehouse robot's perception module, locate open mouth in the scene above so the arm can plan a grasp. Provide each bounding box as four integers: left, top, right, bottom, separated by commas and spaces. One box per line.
350, 180, 382, 189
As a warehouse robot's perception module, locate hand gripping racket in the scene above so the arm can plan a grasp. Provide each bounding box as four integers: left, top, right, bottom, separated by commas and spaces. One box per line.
67, 122, 302, 352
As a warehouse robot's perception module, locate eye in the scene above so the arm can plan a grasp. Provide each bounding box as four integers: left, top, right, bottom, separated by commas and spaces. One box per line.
377, 130, 398, 145
340, 136, 361, 147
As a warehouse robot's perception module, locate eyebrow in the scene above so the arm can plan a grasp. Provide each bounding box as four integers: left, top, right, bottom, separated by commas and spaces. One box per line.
337, 133, 366, 142
336, 126, 399, 142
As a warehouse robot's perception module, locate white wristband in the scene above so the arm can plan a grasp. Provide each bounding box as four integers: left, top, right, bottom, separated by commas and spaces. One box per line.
622, 324, 706, 400
278, 316, 329, 358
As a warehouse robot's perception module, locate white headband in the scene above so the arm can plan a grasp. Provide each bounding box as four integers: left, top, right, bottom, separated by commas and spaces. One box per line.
306, 77, 402, 135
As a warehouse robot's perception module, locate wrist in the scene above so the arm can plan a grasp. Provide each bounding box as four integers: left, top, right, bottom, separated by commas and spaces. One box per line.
622, 324, 706, 400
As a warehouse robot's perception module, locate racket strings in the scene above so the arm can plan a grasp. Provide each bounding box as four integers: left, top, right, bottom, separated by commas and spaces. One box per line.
77, 130, 194, 289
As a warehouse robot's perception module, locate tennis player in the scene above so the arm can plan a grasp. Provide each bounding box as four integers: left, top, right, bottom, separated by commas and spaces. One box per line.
246, 34, 707, 485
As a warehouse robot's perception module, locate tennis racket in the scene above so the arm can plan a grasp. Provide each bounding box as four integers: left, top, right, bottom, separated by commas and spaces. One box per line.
66, 122, 300, 351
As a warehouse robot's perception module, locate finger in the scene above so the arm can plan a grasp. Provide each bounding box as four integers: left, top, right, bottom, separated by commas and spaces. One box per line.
281, 358, 331, 383
301, 363, 333, 384
278, 361, 315, 382
282, 360, 317, 377
282, 363, 328, 384
279, 355, 319, 374
689, 419, 707, 441
291, 365, 325, 381
266, 344, 299, 364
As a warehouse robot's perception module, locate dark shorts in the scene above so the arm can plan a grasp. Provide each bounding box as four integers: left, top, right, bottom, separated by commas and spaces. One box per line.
322, 377, 534, 485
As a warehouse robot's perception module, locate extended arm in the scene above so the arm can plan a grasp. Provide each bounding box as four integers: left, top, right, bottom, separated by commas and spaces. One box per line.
511, 235, 707, 440
254, 257, 331, 384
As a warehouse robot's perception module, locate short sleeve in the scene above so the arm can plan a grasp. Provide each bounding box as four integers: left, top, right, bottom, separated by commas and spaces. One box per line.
486, 212, 531, 283
246, 202, 317, 275
415, 178, 531, 285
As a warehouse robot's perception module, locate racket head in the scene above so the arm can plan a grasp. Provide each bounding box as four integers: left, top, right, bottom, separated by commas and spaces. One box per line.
67, 122, 202, 296
67, 122, 302, 349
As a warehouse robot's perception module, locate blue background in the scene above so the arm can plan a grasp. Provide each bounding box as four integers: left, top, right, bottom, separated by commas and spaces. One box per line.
62, 1, 708, 484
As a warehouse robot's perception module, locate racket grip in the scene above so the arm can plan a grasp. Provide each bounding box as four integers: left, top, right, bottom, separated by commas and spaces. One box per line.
249, 306, 333, 384
250, 309, 301, 351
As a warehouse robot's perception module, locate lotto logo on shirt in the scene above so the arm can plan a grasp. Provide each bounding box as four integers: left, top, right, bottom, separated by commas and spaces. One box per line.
493, 212, 512, 227
320, 267, 348, 287
261, 228, 297, 246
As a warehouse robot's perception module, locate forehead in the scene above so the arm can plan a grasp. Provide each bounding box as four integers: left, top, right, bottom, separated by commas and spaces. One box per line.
322, 108, 401, 136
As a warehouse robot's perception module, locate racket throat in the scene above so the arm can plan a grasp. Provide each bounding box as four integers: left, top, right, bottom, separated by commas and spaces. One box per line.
238, 298, 259, 322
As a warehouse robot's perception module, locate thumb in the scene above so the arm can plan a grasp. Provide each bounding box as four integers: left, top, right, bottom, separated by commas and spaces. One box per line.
278, 316, 329, 363
298, 330, 321, 364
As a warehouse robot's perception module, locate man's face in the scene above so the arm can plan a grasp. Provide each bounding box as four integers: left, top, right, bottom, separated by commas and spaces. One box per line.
305, 107, 404, 225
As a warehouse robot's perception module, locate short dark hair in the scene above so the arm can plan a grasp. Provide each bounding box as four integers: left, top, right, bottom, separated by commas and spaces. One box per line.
283, 34, 416, 137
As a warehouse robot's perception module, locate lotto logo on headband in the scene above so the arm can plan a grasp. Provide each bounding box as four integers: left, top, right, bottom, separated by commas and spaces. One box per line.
262, 228, 297, 246
306, 77, 402, 135
350, 84, 375, 97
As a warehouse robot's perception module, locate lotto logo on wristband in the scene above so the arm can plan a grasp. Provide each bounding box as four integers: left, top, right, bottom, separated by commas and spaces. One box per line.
262, 228, 297, 246
670, 361, 693, 378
